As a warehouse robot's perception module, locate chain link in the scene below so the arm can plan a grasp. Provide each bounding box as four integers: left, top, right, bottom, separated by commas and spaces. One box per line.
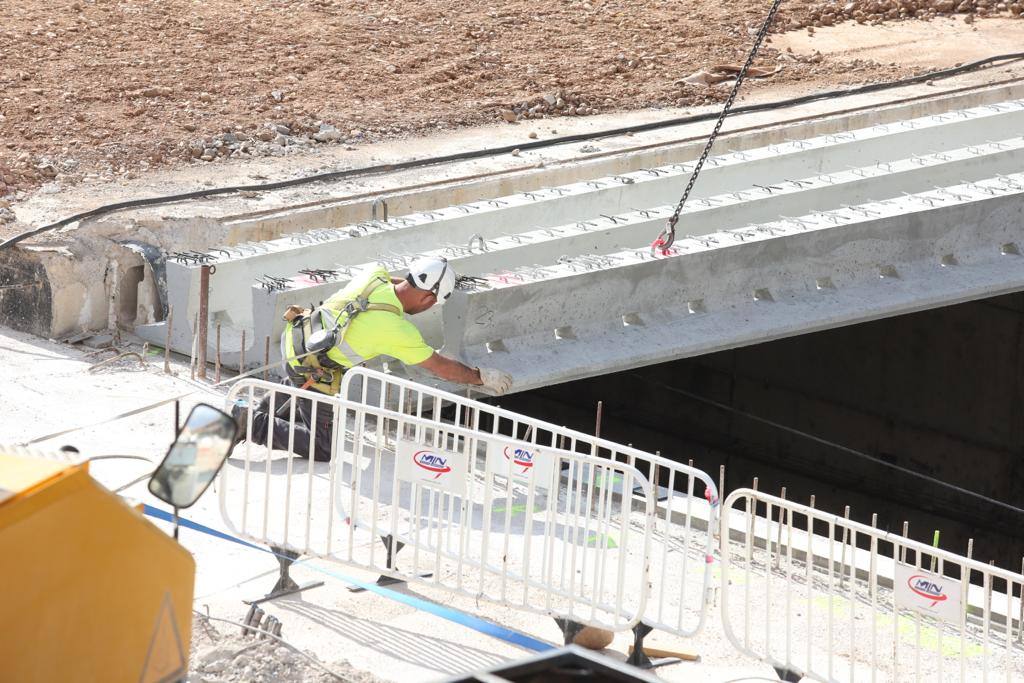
653, 0, 786, 254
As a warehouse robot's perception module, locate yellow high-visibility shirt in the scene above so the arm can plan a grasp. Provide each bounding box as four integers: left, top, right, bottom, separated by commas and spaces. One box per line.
321, 265, 434, 368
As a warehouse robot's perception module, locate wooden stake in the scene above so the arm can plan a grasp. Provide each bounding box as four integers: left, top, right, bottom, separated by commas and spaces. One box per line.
628, 645, 700, 662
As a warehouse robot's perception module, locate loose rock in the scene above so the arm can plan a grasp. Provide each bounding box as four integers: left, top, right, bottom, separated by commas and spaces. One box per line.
313, 124, 343, 142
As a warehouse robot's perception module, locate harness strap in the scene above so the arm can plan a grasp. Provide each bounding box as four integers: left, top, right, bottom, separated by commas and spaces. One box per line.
285, 276, 401, 394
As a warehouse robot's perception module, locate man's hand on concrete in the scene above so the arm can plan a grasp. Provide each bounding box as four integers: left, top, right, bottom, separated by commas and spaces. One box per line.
477, 367, 513, 395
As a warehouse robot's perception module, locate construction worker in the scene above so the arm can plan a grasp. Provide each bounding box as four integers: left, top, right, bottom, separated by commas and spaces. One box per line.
243, 256, 512, 461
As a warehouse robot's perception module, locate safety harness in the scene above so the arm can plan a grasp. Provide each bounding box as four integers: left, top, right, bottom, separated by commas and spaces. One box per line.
282, 276, 400, 395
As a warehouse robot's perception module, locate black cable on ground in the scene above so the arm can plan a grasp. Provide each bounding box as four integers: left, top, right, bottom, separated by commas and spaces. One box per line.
1, 51, 1021, 252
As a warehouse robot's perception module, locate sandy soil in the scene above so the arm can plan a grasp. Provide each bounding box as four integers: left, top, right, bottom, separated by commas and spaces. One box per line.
774, 15, 1024, 67
3, 0, 1018, 205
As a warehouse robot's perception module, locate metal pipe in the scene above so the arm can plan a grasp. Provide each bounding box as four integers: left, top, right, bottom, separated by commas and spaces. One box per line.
594, 400, 603, 439
240, 329, 246, 372
198, 264, 212, 380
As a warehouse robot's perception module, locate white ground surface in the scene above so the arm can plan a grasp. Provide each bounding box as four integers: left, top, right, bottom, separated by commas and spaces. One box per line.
0, 325, 779, 682
4, 325, 1021, 682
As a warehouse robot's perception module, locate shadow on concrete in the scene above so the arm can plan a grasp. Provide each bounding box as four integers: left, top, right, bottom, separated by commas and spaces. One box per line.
277, 600, 512, 674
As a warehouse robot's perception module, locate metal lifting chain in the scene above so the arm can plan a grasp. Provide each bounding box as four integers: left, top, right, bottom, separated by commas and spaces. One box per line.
652, 0, 786, 255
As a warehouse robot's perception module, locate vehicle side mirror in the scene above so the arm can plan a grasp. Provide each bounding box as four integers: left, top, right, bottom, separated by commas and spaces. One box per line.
148, 403, 237, 510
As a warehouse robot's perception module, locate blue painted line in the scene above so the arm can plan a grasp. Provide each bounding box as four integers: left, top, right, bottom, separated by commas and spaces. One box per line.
142, 504, 553, 653
142, 504, 265, 551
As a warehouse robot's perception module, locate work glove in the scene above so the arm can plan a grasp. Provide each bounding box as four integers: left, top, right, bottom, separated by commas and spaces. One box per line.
477, 367, 513, 395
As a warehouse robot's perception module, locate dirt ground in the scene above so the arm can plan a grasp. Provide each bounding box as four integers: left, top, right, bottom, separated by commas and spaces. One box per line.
0, 0, 1021, 204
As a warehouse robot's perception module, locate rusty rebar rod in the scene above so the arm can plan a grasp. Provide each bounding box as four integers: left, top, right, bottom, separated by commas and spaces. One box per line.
88, 351, 146, 373
190, 312, 199, 381
164, 305, 173, 374
198, 264, 212, 380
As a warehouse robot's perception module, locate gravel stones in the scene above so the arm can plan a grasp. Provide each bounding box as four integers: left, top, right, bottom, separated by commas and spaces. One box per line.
796, 0, 1023, 26
182, 120, 353, 163
312, 123, 343, 142
498, 90, 599, 123
189, 615, 384, 683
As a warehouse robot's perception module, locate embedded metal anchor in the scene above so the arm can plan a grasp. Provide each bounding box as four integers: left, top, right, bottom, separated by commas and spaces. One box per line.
256, 275, 292, 292
170, 251, 216, 265
467, 233, 488, 252
298, 269, 340, 283
841, 204, 879, 218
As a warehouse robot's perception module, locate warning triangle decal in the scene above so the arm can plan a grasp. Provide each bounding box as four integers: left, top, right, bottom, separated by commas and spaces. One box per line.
138, 591, 186, 683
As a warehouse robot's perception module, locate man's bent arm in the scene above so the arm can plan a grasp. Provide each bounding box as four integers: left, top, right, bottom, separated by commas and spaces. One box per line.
417, 352, 482, 385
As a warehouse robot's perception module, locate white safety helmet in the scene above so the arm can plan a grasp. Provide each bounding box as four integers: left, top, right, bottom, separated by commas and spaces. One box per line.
406, 256, 457, 304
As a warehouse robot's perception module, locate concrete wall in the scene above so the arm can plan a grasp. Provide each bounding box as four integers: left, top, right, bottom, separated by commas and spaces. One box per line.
502, 293, 1024, 570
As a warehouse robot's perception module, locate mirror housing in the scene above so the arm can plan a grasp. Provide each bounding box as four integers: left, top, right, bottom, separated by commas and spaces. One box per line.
148, 403, 238, 509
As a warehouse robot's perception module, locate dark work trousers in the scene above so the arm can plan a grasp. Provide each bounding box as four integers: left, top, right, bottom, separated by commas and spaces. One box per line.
249, 378, 337, 462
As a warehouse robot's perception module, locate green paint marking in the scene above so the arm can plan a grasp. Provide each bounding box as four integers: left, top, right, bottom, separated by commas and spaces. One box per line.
492, 504, 542, 515
809, 595, 984, 658
586, 533, 619, 549
593, 473, 624, 489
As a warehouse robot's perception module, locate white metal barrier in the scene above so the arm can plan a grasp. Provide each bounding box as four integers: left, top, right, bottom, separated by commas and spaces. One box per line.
339, 367, 721, 639
721, 488, 1024, 682
222, 377, 655, 631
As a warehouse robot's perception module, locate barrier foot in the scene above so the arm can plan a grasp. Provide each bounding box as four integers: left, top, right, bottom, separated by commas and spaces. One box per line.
245, 545, 325, 605
626, 622, 654, 668
348, 534, 432, 593
773, 665, 803, 682
553, 617, 586, 645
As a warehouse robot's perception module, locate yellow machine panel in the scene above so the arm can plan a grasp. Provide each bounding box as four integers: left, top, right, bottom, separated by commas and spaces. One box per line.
0, 451, 195, 682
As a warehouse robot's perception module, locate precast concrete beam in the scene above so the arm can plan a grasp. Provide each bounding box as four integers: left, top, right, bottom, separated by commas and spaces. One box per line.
435, 174, 1024, 394
216, 83, 1024, 241
221, 136, 1024, 369
141, 101, 1024, 355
